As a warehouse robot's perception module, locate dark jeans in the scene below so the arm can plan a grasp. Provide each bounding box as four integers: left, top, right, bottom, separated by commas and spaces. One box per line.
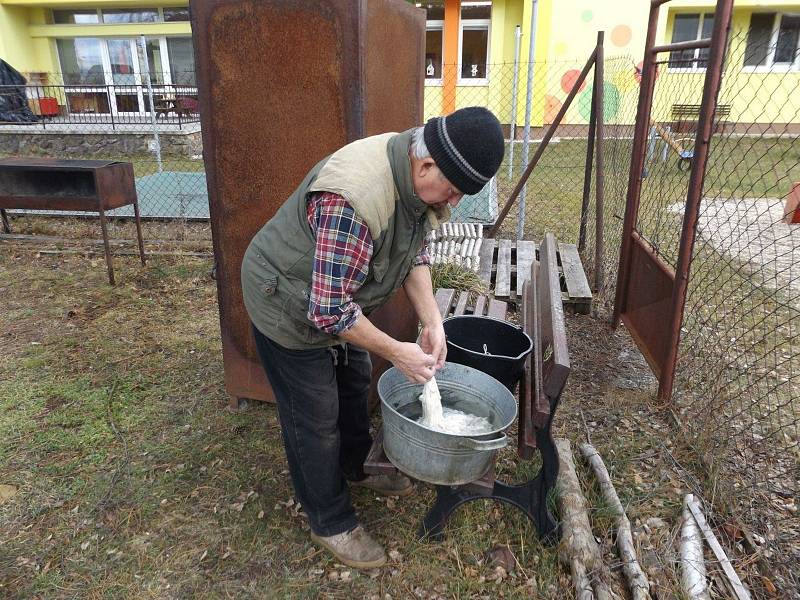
251, 324, 373, 536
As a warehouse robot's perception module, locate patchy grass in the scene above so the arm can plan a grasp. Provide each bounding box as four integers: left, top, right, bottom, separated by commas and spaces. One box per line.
1, 239, 572, 599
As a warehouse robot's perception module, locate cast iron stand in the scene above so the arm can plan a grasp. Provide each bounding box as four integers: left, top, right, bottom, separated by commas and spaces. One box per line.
418, 418, 560, 544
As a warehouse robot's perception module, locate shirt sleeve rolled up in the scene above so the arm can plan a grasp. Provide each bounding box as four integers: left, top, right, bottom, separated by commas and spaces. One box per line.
306, 192, 373, 335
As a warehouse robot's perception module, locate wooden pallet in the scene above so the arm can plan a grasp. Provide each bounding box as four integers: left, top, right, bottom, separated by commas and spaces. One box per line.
478, 238, 592, 314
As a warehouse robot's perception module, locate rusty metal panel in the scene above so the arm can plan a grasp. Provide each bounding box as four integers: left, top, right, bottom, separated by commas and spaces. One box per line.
620, 235, 675, 378
363, 0, 425, 136
191, 0, 424, 404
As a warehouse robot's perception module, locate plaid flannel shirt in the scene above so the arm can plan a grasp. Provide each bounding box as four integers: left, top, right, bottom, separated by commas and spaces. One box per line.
307, 191, 430, 335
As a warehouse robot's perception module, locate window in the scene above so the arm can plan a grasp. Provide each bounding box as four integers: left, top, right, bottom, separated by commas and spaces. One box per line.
167, 38, 196, 86
418, 2, 444, 80
57, 38, 105, 85
53, 10, 99, 24
57, 35, 197, 115
460, 1, 491, 81
163, 7, 191, 22
744, 13, 800, 69
139, 37, 166, 84
102, 9, 159, 24
668, 13, 714, 70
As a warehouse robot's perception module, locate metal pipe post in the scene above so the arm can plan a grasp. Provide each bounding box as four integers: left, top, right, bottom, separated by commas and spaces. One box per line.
139, 35, 163, 173
518, 0, 538, 241
508, 25, 522, 183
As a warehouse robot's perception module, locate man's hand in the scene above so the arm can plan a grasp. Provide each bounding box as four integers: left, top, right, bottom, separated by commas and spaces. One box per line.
418, 323, 446, 370
391, 342, 437, 383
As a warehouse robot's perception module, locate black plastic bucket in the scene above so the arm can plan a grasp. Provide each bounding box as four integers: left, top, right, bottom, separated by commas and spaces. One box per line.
442, 315, 533, 393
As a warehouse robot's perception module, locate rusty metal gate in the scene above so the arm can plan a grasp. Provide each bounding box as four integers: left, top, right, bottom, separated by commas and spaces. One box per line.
612, 0, 734, 400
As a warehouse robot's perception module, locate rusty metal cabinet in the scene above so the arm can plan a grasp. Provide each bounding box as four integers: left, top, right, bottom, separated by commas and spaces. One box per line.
191, 0, 425, 407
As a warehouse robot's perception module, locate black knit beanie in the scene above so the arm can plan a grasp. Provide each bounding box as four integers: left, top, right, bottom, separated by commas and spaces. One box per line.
423, 106, 505, 196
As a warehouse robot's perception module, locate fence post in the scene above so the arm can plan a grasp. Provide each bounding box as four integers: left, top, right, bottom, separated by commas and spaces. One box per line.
508, 25, 522, 183
138, 35, 163, 173
578, 32, 602, 254
517, 0, 539, 241
594, 31, 606, 294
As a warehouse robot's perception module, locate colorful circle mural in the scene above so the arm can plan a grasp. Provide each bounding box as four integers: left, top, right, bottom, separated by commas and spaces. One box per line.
581, 10, 593, 22
611, 25, 632, 47
544, 94, 563, 123
577, 81, 621, 121
561, 69, 587, 94
634, 60, 660, 83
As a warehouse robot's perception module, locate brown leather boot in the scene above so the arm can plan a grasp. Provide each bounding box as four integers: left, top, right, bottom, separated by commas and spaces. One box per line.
310, 525, 386, 569
350, 474, 414, 497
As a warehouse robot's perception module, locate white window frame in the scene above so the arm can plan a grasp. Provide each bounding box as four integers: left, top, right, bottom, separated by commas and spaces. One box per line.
56, 35, 197, 116
667, 12, 714, 73
742, 12, 800, 73
458, 1, 491, 86
425, 19, 444, 86
51, 7, 188, 25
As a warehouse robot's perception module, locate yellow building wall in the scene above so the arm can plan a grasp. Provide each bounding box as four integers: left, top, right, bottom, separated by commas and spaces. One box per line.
654, 6, 800, 125
0, 2, 192, 76
0, 4, 37, 71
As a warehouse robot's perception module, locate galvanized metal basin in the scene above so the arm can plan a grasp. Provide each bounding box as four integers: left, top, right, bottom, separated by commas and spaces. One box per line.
378, 362, 517, 485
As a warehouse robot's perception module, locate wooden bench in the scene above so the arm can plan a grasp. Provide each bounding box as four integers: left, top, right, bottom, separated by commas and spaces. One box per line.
364, 233, 570, 543
671, 103, 731, 134
434, 287, 508, 320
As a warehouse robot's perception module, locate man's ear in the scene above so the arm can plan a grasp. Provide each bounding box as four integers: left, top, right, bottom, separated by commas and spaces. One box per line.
417, 157, 436, 178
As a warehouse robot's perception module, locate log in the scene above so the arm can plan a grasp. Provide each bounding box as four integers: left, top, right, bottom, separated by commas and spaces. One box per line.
681, 494, 711, 600
687, 496, 752, 600
555, 438, 618, 600
580, 444, 652, 600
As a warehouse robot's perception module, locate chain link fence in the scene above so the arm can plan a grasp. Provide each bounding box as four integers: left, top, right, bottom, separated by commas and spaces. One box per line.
0, 68, 207, 220
584, 30, 800, 586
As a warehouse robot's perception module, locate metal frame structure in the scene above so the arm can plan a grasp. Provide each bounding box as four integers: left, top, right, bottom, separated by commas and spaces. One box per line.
612, 0, 734, 401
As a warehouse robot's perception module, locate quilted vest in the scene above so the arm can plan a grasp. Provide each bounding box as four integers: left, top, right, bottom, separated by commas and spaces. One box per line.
241, 129, 449, 349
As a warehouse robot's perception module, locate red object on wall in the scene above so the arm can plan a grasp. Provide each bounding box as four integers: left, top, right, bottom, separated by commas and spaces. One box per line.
38, 97, 59, 116
783, 182, 800, 225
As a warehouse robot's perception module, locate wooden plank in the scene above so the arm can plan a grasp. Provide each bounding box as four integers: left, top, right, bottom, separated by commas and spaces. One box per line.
434, 288, 455, 319
515, 240, 536, 298
495, 238, 512, 298
454, 291, 469, 316
474, 295, 487, 316
558, 242, 592, 313
539, 234, 570, 400
487, 298, 508, 320
363, 428, 399, 476
518, 280, 537, 455
530, 260, 551, 429
477, 238, 495, 285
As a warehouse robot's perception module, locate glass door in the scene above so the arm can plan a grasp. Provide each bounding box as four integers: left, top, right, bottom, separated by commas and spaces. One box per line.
105, 39, 145, 114
57, 38, 111, 115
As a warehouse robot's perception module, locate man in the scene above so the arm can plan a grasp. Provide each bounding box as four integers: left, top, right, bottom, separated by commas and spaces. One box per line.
241, 106, 504, 568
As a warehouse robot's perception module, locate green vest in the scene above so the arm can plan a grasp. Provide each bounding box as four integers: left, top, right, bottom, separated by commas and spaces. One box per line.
241, 130, 449, 349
